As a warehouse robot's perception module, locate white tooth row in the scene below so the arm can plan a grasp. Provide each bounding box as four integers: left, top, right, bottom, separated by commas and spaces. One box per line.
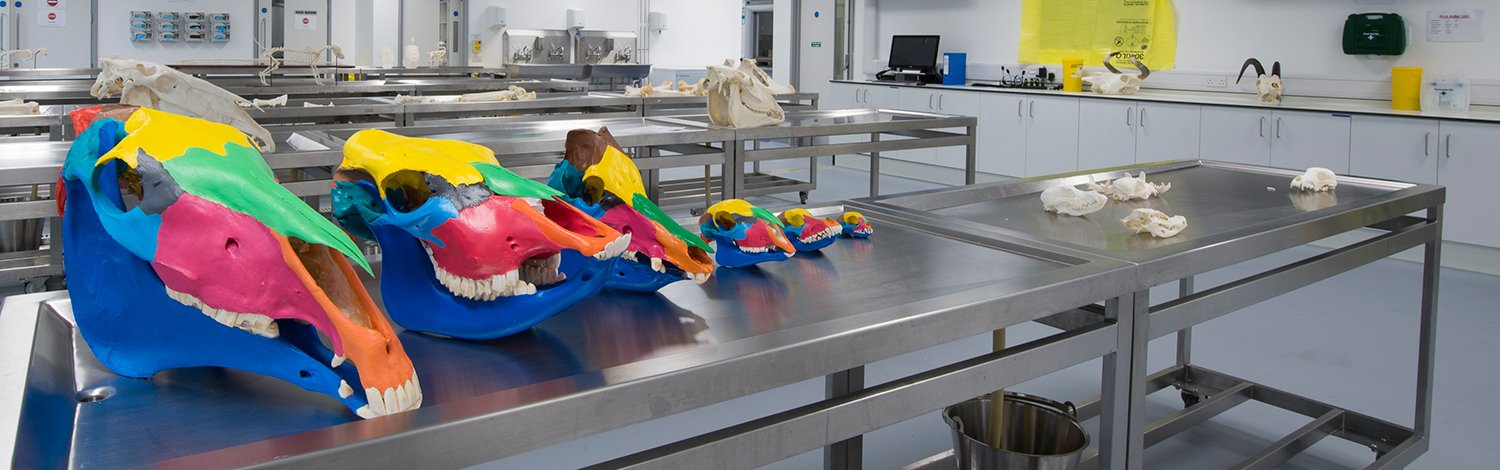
165, 288, 281, 338
800, 225, 842, 243
687, 272, 711, 284
522, 254, 567, 286
354, 373, 423, 419
855, 227, 874, 235
738, 245, 775, 253
624, 249, 710, 283
594, 233, 631, 260
426, 245, 539, 301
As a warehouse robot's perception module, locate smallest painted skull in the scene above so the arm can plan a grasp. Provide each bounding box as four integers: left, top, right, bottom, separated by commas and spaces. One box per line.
777, 208, 842, 252
839, 211, 874, 238
699, 199, 796, 268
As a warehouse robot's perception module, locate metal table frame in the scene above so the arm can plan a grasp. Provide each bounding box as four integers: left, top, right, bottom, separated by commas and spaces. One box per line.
856, 160, 1444, 469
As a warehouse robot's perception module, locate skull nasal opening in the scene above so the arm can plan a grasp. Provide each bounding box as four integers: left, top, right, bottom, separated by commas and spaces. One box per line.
382, 170, 432, 212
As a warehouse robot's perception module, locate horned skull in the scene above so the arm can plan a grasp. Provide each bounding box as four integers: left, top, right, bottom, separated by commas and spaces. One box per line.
705, 62, 786, 128
839, 212, 875, 238
547, 127, 716, 292
1040, 185, 1108, 216
331, 130, 629, 340
698, 199, 796, 268
60, 108, 419, 419
92, 58, 277, 152
1290, 167, 1338, 192
1122, 208, 1188, 238
777, 208, 842, 252
1083, 52, 1150, 96
1089, 171, 1171, 201
1237, 58, 1283, 104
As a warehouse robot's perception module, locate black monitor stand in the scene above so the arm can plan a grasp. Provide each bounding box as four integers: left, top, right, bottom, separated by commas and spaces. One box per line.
877, 68, 939, 84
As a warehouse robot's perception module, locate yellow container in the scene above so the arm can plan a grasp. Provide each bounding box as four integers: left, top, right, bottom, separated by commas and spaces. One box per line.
1062, 58, 1084, 93
1391, 67, 1423, 111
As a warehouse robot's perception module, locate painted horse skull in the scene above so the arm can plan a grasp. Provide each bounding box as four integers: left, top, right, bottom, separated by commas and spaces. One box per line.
60, 108, 418, 419
547, 127, 715, 292
840, 211, 874, 238
331, 130, 629, 340
699, 199, 796, 268
777, 208, 841, 252
1237, 58, 1283, 104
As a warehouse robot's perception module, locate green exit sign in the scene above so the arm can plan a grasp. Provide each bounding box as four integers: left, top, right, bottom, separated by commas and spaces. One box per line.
811, 41, 823, 48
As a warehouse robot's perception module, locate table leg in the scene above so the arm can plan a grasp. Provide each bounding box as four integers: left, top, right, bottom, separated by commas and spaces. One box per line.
1175, 277, 1195, 367
824, 366, 865, 470
1098, 294, 1137, 470
965, 124, 977, 186
869, 133, 881, 197
1415, 207, 1442, 436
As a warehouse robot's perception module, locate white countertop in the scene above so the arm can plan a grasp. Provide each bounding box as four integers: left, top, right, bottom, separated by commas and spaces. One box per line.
831, 79, 1500, 124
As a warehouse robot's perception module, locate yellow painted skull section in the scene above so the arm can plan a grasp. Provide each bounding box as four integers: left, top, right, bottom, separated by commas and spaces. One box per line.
582, 146, 648, 205
100, 108, 257, 168
341, 129, 498, 195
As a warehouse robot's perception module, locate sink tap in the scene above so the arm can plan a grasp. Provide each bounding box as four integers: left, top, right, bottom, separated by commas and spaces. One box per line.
585, 44, 605, 61
613, 47, 634, 63
547, 44, 567, 61
512, 45, 533, 63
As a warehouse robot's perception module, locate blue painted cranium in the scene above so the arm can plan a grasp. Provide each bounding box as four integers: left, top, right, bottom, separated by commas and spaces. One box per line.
60, 107, 420, 419
698, 199, 796, 268
776, 208, 841, 252
331, 130, 630, 340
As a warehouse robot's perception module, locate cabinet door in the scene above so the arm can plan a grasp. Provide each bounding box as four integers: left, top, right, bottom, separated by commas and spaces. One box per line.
1200, 107, 1272, 166
978, 93, 1028, 177
1025, 96, 1081, 177
890, 88, 937, 164
932, 90, 982, 170
1136, 103, 1201, 163
1349, 115, 1438, 185
865, 85, 900, 108
1076, 100, 1138, 171
825, 83, 863, 110
1438, 121, 1500, 247
1270, 111, 1352, 173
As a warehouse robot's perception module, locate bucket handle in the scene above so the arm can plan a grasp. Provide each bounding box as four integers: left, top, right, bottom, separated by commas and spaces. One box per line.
1063, 400, 1078, 419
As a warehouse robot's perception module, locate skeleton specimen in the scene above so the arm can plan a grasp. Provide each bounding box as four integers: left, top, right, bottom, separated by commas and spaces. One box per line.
92, 58, 276, 152
0, 48, 46, 68
1122, 208, 1188, 238
0, 98, 41, 115
428, 41, 449, 67
624, 79, 710, 97
1290, 167, 1338, 192
705, 62, 786, 128
1089, 171, 1171, 201
1040, 185, 1108, 216
1237, 58, 1283, 104
258, 45, 344, 86
393, 85, 537, 104
236, 94, 290, 110
1082, 52, 1150, 95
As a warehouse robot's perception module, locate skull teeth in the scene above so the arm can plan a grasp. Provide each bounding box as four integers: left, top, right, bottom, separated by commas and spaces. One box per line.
164, 288, 281, 338
425, 245, 569, 301
354, 373, 423, 419
594, 233, 631, 260
798, 225, 842, 244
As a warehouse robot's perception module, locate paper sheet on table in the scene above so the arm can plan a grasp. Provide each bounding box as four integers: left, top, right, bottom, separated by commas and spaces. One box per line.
1019, 0, 1177, 71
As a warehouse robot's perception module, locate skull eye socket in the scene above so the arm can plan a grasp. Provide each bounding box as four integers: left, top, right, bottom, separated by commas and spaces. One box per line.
382, 170, 432, 212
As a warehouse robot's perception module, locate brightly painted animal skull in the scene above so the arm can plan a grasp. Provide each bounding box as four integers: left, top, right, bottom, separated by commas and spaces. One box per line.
547, 127, 715, 292
1237, 58, 1283, 104
59, 108, 419, 419
331, 130, 629, 340
1040, 185, 1108, 216
1083, 52, 1150, 96
698, 199, 796, 268
91, 58, 276, 152
777, 208, 841, 252
1122, 208, 1188, 238
1089, 171, 1171, 201
1290, 167, 1338, 192
840, 211, 874, 238
705, 63, 786, 128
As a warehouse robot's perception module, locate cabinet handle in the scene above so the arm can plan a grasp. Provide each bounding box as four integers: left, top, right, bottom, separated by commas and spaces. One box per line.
1126, 107, 1132, 127
1139, 108, 1146, 128
929, 94, 935, 110
1425, 132, 1431, 156
1275, 117, 1283, 139
1259, 116, 1265, 137
1017, 101, 1023, 117
857, 89, 864, 104
1029, 100, 1036, 118
1446, 134, 1453, 159
938, 94, 945, 110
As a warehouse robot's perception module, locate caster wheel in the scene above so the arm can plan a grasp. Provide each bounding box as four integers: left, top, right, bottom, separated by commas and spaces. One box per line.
23, 278, 47, 294
690, 208, 704, 217
798, 191, 810, 205
1181, 391, 1201, 408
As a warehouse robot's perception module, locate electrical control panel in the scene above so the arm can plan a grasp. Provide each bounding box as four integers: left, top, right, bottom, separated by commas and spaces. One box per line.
129, 11, 230, 44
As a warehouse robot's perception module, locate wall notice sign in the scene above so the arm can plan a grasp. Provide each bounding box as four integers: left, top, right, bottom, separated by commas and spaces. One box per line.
39, 0, 65, 27
1428, 9, 1483, 43
294, 10, 318, 30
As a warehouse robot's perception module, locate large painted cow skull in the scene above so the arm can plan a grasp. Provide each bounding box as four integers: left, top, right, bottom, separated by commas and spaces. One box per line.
1237, 58, 1283, 104
547, 127, 715, 292
705, 62, 786, 128
331, 130, 629, 340
92, 58, 277, 152
699, 199, 796, 268
60, 108, 419, 419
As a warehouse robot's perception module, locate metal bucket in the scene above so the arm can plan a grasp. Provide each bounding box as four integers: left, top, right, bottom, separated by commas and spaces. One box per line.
942, 393, 1089, 470
0, 192, 44, 253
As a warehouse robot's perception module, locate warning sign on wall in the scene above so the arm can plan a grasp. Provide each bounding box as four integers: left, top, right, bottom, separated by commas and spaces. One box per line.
39, 0, 66, 27
294, 10, 318, 30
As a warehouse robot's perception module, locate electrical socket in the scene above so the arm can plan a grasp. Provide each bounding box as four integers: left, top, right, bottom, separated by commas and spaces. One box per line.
1205, 76, 1228, 88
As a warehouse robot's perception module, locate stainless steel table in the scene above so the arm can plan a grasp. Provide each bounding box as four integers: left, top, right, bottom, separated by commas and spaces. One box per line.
0, 77, 588, 105
856, 160, 1445, 469
612, 92, 821, 117
0, 141, 67, 285
0, 105, 64, 141
0, 204, 1137, 469
396, 92, 641, 126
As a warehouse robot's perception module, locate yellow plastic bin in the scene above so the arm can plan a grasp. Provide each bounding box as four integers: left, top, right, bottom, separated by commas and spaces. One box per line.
1062, 58, 1084, 93
1391, 67, 1422, 111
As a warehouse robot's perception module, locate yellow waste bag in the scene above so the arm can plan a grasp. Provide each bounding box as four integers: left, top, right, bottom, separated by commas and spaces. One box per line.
1019, 0, 1176, 71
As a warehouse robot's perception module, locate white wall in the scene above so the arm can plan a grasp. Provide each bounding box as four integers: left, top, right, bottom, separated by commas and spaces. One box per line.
282, 0, 330, 53
872, 0, 1500, 80
773, 0, 794, 86
373, 0, 401, 66
98, 0, 257, 64
331, 0, 359, 62
649, 0, 742, 69
402, 0, 442, 66
14, 0, 93, 67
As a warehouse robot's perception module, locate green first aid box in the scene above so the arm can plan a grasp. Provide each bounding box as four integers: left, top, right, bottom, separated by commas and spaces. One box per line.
1344, 13, 1406, 56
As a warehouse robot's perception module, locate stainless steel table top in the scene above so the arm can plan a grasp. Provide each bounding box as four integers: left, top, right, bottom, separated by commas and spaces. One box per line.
327, 115, 735, 154
0, 141, 67, 186
1, 205, 1132, 468
669, 108, 977, 139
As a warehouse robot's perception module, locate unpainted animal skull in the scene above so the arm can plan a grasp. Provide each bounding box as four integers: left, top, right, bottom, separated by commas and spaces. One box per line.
1089, 171, 1171, 201
1083, 52, 1150, 96
0, 98, 41, 115
1122, 208, 1187, 238
1040, 185, 1108, 216
1290, 167, 1337, 192
1238, 58, 1283, 104
732, 58, 796, 94
92, 58, 276, 152
705, 63, 786, 128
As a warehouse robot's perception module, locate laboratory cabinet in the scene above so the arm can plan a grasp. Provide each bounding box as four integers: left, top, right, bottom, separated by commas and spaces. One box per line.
1077, 100, 1202, 170
1350, 115, 1439, 185
1269, 110, 1352, 174
1200, 107, 1273, 166
977, 93, 1029, 177
1438, 120, 1500, 248
1023, 96, 1081, 177
1135, 102, 1202, 163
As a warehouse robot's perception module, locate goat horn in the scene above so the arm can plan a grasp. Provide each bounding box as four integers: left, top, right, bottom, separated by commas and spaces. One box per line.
1236, 58, 1265, 84
1103, 51, 1123, 74
1271, 61, 1281, 78
1131, 58, 1150, 80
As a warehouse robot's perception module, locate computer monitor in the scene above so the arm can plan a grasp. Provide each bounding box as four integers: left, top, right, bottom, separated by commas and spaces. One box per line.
888, 35, 940, 71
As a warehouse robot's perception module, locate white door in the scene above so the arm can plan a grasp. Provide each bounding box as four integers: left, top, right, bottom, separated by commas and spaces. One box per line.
1077, 100, 1137, 171
797, 0, 835, 98
978, 93, 1027, 177
1200, 107, 1272, 166
931, 89, 981, 170
1025, 96, 1081, 177
1270, 111, 1352, 173
15, 0, 92, 67
1136, 103, 1201, 164
1349, 115, 1438, 185
1437, 121, 1500, 247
